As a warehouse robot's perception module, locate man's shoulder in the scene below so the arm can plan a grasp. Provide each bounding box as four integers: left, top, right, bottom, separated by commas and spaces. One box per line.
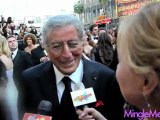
17, 50, 29, 56
84, 58, 115, 75
22, 61, 51, 78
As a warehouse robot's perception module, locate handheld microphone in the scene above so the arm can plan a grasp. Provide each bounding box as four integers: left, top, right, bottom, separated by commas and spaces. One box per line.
38, 100, 52, 116
71, 82, 97, 110
23, 100, 52, 120
74, 82, 85, 91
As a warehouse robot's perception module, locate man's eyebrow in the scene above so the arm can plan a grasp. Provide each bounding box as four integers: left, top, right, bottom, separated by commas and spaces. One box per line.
50, 39, 78, 43
51, 41, 61, 43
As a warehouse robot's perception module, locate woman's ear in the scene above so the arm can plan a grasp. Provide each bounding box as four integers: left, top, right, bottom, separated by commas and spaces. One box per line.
142, 71, 159, 96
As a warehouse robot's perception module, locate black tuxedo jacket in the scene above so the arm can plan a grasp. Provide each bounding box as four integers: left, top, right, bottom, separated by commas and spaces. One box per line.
19, 58, 124, 120
13, 50, 33, 90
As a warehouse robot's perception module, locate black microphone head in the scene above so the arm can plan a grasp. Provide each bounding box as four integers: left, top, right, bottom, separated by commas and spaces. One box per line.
38, 100, 52, 115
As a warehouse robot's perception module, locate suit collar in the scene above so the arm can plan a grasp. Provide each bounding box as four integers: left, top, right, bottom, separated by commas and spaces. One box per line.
82, 57, 98, 89
12, 50, 20, 63
40, 61, 60, 111
11, 48, 18, 60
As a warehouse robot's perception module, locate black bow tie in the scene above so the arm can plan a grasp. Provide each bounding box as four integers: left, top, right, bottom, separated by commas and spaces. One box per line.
94, 36, 98, 40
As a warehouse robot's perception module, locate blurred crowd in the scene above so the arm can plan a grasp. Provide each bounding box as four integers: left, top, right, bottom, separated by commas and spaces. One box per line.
83, 24, 118, 71
0, 15, 41, 40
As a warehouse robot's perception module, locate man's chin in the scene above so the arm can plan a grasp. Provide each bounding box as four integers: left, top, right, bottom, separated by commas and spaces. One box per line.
11, 48, 17, 51
60, 67, 76, 75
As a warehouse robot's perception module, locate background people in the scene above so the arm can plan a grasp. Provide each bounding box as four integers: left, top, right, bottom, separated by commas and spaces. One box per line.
90, 32, 118, 71
89, 24, 98, 43
0, 36, 13, 70
7, 35, 33, 91
23, 33, 38, 54
31, 38, 49, 65
0, 60, 11, 120
0, 35, 18, 120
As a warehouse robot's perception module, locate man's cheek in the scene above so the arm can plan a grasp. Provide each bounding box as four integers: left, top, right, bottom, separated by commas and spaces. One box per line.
72, 48, 83, 56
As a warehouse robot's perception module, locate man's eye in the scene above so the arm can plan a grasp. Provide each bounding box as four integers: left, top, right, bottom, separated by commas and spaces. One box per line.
52, 44, 61, 49
68, 42, 79, 48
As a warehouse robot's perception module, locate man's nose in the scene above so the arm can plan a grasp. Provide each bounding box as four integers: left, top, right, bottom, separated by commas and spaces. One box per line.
61, 44, 72, 58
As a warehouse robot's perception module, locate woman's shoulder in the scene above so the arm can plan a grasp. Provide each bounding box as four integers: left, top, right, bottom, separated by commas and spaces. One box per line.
91, 47, 98, 53
24, 47, 31, 53
0, 54, 13, 70
24, 46, 29, 50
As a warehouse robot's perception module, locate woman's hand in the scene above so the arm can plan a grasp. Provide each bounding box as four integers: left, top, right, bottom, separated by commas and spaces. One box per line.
77, 108, 107, 120
40, 56, 50, 63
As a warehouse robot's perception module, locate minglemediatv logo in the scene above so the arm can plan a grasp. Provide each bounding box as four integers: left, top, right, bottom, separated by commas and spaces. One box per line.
71, 87, 97, 107
124, 109, 160, 120
73, 92, 92, 102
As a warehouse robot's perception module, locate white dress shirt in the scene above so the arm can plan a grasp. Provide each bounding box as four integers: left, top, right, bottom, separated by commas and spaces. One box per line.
91, 35, 98, 43
11, 48, 18, 60
53, 60, 84, 103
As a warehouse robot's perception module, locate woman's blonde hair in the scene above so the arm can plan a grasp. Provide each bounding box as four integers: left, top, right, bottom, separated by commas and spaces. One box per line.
117, 2, 160, 76
0, 36, 11, 57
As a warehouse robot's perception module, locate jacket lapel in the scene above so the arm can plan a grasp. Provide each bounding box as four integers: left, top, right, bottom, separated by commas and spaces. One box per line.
82, 57, 98, 89
13, 50, 20, 64
38, 61, 60, 116
82, 58, 100, 108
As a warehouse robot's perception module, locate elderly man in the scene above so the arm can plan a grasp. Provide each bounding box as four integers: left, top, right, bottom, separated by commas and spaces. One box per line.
19, 15, 124, 120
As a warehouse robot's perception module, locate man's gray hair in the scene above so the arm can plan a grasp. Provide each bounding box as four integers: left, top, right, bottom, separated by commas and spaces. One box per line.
42, 15, 84, 44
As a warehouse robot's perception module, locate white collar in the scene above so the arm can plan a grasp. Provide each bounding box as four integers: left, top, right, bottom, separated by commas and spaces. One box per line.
12, 48, 18, 55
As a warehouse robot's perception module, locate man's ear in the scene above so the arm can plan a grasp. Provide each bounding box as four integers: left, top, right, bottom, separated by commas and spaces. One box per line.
142, 71, 159, 96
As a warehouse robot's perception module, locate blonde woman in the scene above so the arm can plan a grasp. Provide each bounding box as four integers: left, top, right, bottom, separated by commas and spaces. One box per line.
0, 36, 13, 70
0, 35, 18, 120
78, 2, 160, 120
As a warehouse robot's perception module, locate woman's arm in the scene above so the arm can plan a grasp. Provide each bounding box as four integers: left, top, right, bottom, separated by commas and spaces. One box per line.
0, 54, 13, 70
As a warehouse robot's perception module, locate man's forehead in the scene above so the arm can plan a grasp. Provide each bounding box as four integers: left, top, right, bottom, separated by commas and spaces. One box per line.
93, 27, 98, 30
8, 37, 16, 41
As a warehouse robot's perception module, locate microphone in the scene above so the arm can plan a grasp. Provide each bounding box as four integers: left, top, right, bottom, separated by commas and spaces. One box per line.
71, 82, 97, 110
74, 82, 85, 91
38, 100, 52, 115
23, 100, 52, 120
74, 83, 88, 110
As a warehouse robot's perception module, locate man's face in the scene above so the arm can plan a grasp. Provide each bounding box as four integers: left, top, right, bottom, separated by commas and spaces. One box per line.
7, 37, 18, 51
46, 25, 83, 75
92, 26, 98, 36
